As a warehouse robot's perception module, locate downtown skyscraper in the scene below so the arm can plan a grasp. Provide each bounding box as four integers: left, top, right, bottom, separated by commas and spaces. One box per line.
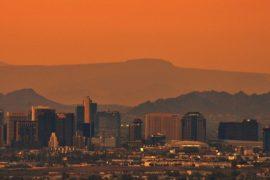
181, 112, 206, 142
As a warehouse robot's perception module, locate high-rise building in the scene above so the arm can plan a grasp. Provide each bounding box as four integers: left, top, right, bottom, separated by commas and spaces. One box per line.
79, 97, 97, 137
241, 119, 259, 141
218, 119, 259, 141
96, 111, 121, 145
83, 97, 97, 124
120, 123, 130, 145
0, 110, 4, 126
6, 112, 29, 146
32, 106, 56, 147
14, 120, 38, 148
263, 127, 270, 154
0, 110, 4, 146
129, 119, 143, 141
181, 112, 206, 142
144, 113, 181, 141
75, 105, 84, 130
56, 113, 75, 146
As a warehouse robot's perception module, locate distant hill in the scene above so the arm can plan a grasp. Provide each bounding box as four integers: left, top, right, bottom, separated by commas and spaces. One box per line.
0, 61, 8, 66
128, 91, 270, 139
0, 59, 270, 105
129, 91, 270, 117
0, 88, 73, 112
0, 89, 131, 113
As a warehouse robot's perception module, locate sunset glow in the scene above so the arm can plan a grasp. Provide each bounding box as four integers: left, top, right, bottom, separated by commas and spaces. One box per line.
1, 0, 270, 73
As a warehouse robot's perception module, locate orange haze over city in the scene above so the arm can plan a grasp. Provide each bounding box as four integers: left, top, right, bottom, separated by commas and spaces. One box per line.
1, 0, 270, 73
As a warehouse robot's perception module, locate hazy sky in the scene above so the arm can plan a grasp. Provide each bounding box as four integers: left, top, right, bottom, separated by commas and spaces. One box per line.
1, 0, 270, 73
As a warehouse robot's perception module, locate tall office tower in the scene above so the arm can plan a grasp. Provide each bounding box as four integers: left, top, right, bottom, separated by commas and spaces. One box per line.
48, 132, 59, 149
263, 127, 270, 154
218, 119, 259, 141
96, 111, 121, 145
0, 110, 4, 146
32, 106, 56, 147
14, 120, 38, 148
241, 119, 259, 141
144, 113, 181, 141
56, 113, 75, 146
129, 119, 143, 141
120, 123, 130, 145
0, 110, 4, 126
83, 97, 97, 137
6, 112, 29, 146
181, 112, 206, 142
75, 105, 84, 130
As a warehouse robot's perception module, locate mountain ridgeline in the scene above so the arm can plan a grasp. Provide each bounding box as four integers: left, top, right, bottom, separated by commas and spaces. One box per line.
0, 59, 270, 105
129, 91, 270, 117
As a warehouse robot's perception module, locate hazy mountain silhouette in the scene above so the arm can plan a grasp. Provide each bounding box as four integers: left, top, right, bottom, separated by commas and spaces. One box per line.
0, 61, 8, 66
0, 89, 131, 113
0, 88, 72, 112
129, 91, 270, 117
0, 59, 270, 105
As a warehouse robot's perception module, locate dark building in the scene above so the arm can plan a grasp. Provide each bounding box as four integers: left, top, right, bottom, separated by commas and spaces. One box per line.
120, 123, 130, 145
33, 107, 56, 147
75, 105, 84, 131
218, 119, 259, 141
0, 110, 3, 125
218, 122, 242, 140
79, 123, 91, 138
181, 112, 206, 142
129, 119, 143, 141
56, 113, 75, 146
96, 111, 121, 145
13, 120, 38, 148
6, 112, 29, 146
241, 119, 259, 141
0, 110, 4, 146
263, 127, 270, 154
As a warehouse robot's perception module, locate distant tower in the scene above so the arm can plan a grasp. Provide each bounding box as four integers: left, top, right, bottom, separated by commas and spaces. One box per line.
56, 113, 75, 146
6, 112, 29, 146
129, 119, 143, 141
75, 105, 84, 130
48, 132, 59, 149
82, 97, 97, 137
181, 112, 206, 142
32, 106, 56, 147
144, 113, 181, 141
263, 127, 270, 154
0, 110, 4, 147
96, 111, 121, 146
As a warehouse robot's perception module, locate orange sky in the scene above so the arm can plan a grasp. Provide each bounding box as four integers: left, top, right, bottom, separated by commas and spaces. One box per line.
0, 0, 270, 73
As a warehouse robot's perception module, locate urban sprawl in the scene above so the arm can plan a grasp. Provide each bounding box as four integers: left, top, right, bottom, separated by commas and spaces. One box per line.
0, 97, 270, 179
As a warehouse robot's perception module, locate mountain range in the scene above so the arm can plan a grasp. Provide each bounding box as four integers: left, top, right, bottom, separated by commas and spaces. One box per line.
0, 59, 270, 105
